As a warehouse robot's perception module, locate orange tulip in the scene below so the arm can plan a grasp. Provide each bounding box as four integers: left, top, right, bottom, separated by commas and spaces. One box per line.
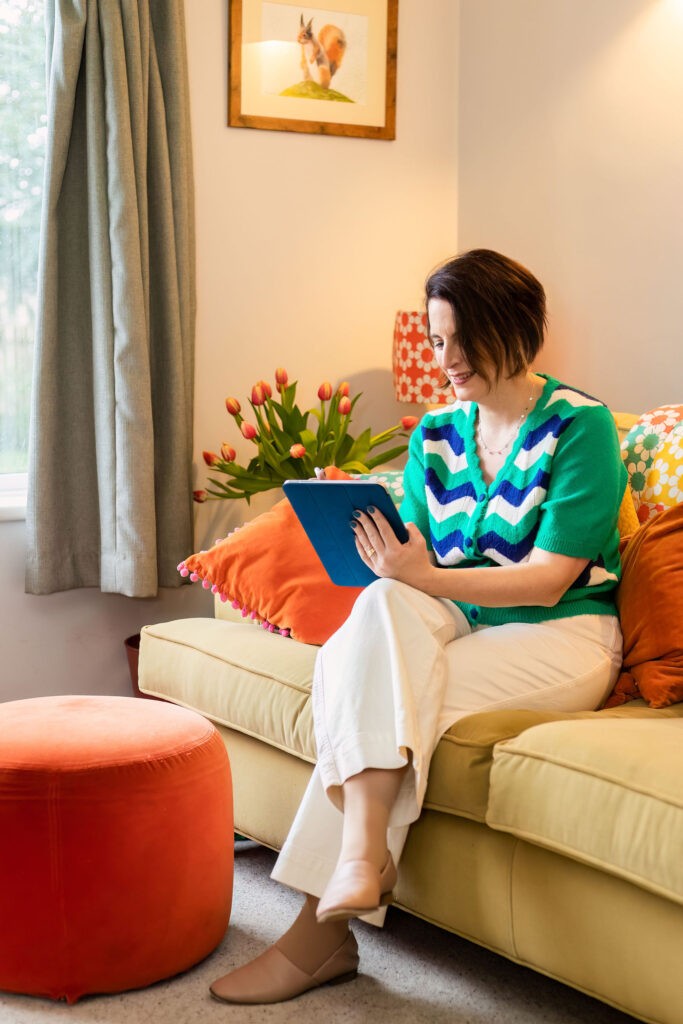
289, 443, 306, 458
251, 384, 267, 406
225, 397, 241, 415
193, 489, 208, 503
318, 382, 332, 401
257, 379, 272, 398
400, 416, 419, 430
220, 442, 236, 462
275, 367, 288, 390
202, 450, 220, 467
337, 381, 350, 397
338, 396, 352, 415
240, 421, 257, 440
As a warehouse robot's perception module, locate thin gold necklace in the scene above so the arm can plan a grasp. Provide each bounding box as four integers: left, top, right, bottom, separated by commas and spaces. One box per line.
476, 383, 539, 457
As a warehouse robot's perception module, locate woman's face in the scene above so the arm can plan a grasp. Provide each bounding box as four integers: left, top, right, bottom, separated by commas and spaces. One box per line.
427, 297, 492, 402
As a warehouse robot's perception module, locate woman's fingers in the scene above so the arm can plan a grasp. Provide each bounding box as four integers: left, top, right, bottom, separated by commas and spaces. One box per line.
353, 508, 391, 552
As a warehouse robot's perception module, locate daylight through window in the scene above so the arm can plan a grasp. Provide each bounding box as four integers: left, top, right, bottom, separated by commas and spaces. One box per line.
0, 0, 46, 475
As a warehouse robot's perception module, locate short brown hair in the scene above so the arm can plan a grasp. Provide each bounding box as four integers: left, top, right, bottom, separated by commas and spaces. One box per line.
425, 249, 547, 385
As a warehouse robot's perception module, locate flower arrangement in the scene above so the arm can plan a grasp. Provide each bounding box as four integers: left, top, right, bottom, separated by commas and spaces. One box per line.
194, 368, 418, 503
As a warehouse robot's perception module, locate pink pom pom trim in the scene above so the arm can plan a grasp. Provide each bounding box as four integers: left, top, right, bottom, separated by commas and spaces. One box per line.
179, 568, 190, 577
220, 592, 228, 603
279, 628, 290, 637
231, 599, 240, 609
190, 572, 199, 582
202, 578, 211, 589
211, 584, 219, 594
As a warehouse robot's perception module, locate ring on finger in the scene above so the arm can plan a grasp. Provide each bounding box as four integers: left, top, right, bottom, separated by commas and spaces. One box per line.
367, 546, 376, 558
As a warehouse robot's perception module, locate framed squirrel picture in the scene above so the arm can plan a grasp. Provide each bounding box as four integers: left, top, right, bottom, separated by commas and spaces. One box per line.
228, 0, 398, 139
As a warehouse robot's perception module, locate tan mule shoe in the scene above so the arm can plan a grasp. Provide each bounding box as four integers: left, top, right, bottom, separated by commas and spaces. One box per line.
316, 853, 398, 923
209, 930, 359, 1005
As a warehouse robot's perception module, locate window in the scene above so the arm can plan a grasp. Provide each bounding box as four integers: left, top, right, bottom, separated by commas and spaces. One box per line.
0, 0, 46, 515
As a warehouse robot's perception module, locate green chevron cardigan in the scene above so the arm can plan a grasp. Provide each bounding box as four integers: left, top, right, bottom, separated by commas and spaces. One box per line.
399, 375, 627, 627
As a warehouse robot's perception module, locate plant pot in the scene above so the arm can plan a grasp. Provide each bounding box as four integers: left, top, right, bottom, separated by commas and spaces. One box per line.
124, 633, 164, 701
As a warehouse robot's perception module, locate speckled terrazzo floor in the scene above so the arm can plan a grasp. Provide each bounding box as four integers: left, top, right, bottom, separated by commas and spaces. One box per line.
0, 843, 640, 1024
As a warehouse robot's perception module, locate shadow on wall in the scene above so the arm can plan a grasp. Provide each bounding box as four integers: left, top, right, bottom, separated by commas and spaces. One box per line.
340, 367, 423, 471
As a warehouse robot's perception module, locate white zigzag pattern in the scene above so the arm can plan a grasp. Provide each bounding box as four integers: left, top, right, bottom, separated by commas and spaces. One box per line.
486, 485, 547, 526
427, 489, 477, 522
586, 565, 619, 587
423, 441, 468, 475
514, 430, 562, 472
545, 388, 602, 410
428, 401, 472, 420
435, 548, 468, 567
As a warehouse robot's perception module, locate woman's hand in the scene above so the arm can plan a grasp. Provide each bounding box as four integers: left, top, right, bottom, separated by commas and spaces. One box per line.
352, 508, 435, 592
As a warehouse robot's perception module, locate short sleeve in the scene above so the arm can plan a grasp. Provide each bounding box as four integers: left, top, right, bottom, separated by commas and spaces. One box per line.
399, 423, 433, 548
534, 405, 627, 560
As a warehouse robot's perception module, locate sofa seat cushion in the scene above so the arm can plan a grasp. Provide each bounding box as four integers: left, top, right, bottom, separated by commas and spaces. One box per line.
427, 701, 683, 823
139, 619, 318, 762
486, 718, 683, 905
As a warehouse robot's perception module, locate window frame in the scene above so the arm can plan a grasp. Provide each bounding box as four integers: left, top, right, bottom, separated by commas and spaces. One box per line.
0, 472, 28, 521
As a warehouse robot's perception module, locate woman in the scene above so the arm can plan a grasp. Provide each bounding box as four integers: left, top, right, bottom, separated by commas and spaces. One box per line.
210, 249, 626, 1004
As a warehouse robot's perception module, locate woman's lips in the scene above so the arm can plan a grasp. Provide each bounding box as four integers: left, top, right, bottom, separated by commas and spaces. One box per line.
449, 371, 474, 385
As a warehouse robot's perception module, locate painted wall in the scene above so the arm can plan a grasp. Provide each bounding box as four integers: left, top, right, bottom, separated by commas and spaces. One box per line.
190, 0, 460, 549
458, 0, 683, 413
0, 0, 460, 702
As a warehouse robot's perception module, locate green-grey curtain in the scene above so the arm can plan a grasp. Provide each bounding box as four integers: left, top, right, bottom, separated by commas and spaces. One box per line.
26, 0, 195, 597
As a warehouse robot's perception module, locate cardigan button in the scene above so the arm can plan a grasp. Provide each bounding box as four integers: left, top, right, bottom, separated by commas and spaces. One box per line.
465, 538, 473, 548
469, 608, 479, 620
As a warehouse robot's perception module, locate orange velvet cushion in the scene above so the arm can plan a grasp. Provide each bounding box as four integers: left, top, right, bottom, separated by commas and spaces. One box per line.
180, 467, 361, 645
0, 696, 233, 1003
603, 504, 683, 709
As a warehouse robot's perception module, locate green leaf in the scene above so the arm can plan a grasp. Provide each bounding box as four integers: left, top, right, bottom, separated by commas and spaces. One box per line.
364, 445, 408, 469
369, 425, 400, 448
299, 428, 318, 452
344, 426, 372, 464
338, 460, 374, 474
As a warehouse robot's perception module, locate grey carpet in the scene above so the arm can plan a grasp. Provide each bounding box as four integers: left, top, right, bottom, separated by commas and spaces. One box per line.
0, 844, 638, 1023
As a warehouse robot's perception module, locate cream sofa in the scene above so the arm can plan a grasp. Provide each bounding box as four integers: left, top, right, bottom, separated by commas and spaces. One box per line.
138, 415, 683, 1024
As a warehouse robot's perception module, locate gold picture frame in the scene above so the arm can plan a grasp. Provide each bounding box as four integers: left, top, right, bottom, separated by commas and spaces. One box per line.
228, 0, 398, 139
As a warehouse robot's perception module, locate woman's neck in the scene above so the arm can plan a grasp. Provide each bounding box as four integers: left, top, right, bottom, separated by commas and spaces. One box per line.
474, 371, 545, 461
477, 371, 544, 429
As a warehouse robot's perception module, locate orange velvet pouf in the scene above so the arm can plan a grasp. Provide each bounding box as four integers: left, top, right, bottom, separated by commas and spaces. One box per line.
0, 695, 234, 1003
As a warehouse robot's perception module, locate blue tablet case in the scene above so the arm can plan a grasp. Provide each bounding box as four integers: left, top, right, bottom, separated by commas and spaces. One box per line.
283, 480, 409, 587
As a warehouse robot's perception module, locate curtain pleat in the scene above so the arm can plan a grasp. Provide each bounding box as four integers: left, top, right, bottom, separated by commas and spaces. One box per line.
26, 0, 196, 597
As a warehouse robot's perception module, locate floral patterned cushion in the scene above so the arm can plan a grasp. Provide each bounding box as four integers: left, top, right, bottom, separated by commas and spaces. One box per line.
621, 406, 683, 523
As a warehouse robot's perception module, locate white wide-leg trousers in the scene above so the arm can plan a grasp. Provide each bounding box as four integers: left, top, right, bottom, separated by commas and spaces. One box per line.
271, 579, 622, 923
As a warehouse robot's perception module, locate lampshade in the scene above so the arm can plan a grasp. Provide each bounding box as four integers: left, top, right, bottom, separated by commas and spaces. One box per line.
392, 311, 451, 404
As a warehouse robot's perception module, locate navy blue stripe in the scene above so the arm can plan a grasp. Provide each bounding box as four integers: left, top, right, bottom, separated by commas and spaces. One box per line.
431, 529, 466, 559
422, 422, 466, 456
426, 467, 477, 505
490, 467, 549, 507
522, 414, 573, 452
570, 555, 605, 590
478, 525, 539, 562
